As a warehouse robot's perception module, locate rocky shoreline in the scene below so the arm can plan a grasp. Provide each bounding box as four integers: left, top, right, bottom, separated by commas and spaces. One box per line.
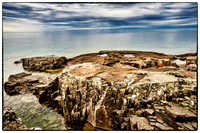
3, 108, 41, 130
4, 50, 197, 130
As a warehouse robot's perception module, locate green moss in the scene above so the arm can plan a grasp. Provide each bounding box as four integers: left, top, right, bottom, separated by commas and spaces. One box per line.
23, 66, 63, 74
181, 106, 190, 109
44, 68, 63, 73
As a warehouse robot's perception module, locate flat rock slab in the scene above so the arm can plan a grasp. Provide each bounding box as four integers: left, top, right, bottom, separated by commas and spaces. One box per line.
4, 72, 57, 95
165, 103, 197, 122
68, 63, 179, 83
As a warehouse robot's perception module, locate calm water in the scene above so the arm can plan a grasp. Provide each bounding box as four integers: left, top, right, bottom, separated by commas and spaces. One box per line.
3, 29, 197, 80
2, 29, 197, 130
3, 93, 67, 130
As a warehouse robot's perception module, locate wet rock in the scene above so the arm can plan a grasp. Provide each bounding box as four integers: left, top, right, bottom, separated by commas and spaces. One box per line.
3, 108, 18, 122
14, 60, 22, 64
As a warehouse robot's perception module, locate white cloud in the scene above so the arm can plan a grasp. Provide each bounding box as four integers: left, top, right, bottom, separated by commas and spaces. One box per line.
2, 3, 197, 32
165, 3, 191, 8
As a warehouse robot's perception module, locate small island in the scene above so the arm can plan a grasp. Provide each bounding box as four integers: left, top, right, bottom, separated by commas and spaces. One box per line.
3, 50, 197, 130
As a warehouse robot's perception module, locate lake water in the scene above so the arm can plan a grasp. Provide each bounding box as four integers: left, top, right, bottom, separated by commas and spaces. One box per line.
2, 29, 197, 130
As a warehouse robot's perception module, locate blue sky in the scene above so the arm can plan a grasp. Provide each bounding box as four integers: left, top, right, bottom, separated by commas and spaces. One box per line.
2, 2, 197, 32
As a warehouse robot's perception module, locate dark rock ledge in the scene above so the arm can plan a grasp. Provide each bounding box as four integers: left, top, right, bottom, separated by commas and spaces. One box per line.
15, 56, 67, 72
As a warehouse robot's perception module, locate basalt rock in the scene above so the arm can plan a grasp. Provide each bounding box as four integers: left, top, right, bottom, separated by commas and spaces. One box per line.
4, 72, 58, 96
4, 51, 197, 131
21, 56, 67, 71
165, 104, 197, 122
56, 66, 197, 130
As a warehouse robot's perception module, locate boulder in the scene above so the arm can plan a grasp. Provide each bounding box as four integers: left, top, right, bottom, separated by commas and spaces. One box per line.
21, 56, 67, 71
3, 108, 18, 122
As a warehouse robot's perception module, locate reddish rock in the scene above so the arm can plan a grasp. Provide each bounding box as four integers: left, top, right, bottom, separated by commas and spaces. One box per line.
165, 104, 197, 122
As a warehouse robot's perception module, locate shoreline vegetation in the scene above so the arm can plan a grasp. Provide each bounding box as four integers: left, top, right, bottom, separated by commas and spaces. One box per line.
3, 50, 197, 130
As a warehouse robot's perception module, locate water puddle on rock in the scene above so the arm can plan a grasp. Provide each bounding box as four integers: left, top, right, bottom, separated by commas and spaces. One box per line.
3, 92, 67, 130
124, 54, 135, 58
172, 59, 186, 65
98, 54, 108, 57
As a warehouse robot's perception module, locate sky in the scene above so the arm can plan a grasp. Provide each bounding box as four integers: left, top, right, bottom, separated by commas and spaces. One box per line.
2, 2, 198, 32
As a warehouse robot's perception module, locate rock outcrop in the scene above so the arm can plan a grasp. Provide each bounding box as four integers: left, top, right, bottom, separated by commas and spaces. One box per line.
68, 51, 197, 71
4, 72, 58, 96
20, 56, 67, 72
5, 51, 197, 131
56, 67, 197, 130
